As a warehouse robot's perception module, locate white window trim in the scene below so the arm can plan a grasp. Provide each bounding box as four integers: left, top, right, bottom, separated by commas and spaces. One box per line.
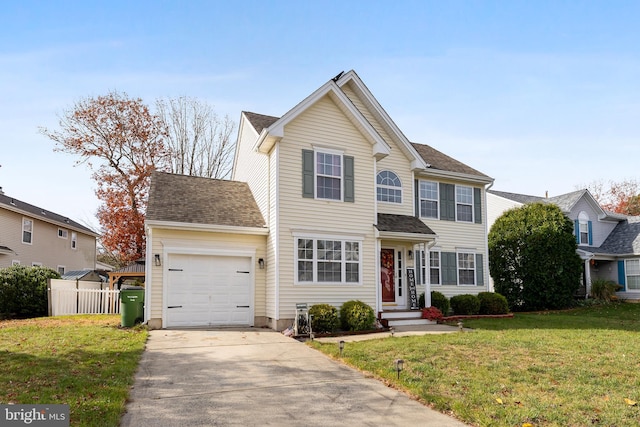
457, 250, 476, 286
12, 260, 20, 266
58, 228, 68, 239
294, 234, 363, 285
71, 232, 77, 250
419, 180, 440, 219
578, 211, 589, 245
376, 170, 403, 204
313, 147, 344, 202
456, 185, 474, 223
429, 250, 442, 286
625, 259, 640, 290
57, 265, 66, 275
22, 217, 33, 245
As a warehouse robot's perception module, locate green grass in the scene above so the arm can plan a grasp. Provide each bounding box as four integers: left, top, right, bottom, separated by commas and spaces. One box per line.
309, 303, 640, 426
0, 315, 148, 426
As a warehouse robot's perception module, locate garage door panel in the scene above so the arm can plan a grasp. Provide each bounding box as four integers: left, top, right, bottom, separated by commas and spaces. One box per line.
166, 254, 253, 327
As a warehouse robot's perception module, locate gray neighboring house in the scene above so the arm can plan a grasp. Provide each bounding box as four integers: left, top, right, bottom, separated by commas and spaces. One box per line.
0, 189, 98, 273
488, 189, 640, 300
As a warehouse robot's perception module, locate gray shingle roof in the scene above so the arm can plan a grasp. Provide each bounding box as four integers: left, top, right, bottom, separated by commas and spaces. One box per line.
592, 216, 640, 255
243, 111, 279, 134
376, 213, 436, 236
0, 193, 97, 236
146, 172, 266, 228
545, 189, 586, 213
488, 190, 544, 205
411, 143, 490, 178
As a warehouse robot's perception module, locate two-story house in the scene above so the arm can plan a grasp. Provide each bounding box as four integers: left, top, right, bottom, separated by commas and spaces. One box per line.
488, 189, 640, 300
144, 70, 494, 330
0, 189, 98, 273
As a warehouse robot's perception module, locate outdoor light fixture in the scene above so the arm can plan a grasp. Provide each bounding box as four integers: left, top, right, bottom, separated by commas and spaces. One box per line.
258, 258, 265, 269
339, 340, 345, 357
407, 250, 413, 260
154, 254, 161, 267
395, 359, 404, 379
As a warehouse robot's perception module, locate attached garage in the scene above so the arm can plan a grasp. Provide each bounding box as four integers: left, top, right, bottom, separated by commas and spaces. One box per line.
145, 172, 268, 330
165, 254, 254, 328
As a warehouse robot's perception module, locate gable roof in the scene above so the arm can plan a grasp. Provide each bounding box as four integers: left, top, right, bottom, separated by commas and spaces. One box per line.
243, 111, 279, 134
412, 143, 491, 179
0, 193, 98, 236
146, 171, 266, 229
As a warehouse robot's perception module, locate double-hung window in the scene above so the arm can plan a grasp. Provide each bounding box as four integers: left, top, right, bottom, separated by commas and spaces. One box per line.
457, 252, 476, 285
296, 236, 361, 284
419, 181, 439, 218
456, 186, 473, 222
430, 251, 441, 285
377, 171, 402, 203
58, 228, 68, 239
316, 151, 342, 201
71, 232, 77, 250
626, 259, 640, 290
22, 218, 33, 244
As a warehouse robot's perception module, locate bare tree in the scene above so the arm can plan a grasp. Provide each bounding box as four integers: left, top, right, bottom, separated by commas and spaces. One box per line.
156, 96, 236, 179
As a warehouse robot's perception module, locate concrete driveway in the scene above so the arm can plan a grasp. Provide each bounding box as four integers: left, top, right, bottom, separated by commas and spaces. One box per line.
120, 329, 468, 427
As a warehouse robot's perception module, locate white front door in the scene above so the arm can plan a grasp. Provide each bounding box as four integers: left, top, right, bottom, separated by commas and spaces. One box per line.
381, 247, 406, 309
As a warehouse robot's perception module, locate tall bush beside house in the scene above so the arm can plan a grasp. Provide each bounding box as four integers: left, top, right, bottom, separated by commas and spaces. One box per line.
309, 303, 339, 333
450, 294, 481, 315
489, 203, 583, 311
0, 265, 60, 318
477, 292, 509, 315
340, 300, 375, 331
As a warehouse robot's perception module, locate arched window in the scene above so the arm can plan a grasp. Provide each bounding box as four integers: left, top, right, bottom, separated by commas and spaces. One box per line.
377, 171, 402, 203
578, 211, 590, 245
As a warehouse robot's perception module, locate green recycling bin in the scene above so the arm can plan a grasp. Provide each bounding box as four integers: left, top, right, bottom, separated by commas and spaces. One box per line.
120, 285, 145, 327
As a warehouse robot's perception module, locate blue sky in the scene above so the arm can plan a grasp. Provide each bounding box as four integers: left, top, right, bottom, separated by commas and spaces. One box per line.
2, 1, 639, 230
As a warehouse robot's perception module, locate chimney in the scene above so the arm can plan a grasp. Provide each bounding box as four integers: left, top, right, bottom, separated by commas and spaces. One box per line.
0, 187, 3, 195
545, 190, 548, 198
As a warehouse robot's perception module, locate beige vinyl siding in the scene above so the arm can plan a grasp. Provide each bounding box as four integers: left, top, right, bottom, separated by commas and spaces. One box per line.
266, 146, 278, 319
420, 178, 490, 298
147, 228, 267, 321
0, 209, 96, 269
375, 144, 414, 217
275, 95, 377, 319
233, 118, 270, 224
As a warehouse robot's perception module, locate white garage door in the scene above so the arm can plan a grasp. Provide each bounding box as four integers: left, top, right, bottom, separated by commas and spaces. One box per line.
165, 254, 253, 328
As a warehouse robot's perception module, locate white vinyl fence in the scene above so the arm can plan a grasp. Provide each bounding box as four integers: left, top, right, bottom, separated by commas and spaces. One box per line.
48, 279, 121, 316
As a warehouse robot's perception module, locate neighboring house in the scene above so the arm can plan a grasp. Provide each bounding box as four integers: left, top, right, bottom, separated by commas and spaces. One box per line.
0, 189, 98, 273
487, 189, 640, 299
144, 70, 494, 330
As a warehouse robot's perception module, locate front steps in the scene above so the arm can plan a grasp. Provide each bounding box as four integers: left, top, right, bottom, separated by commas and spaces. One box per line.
379, 309, 436, 328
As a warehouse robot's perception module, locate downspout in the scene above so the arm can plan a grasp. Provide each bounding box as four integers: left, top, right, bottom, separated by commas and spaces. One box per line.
144, 226, 152, 324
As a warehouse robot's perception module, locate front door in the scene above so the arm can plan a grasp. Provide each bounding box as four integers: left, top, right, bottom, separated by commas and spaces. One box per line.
381, 248, 405, 308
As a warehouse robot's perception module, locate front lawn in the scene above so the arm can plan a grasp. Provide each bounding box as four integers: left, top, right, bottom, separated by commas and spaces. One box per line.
310, 303, 640, 426
0, 315, 147, 426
